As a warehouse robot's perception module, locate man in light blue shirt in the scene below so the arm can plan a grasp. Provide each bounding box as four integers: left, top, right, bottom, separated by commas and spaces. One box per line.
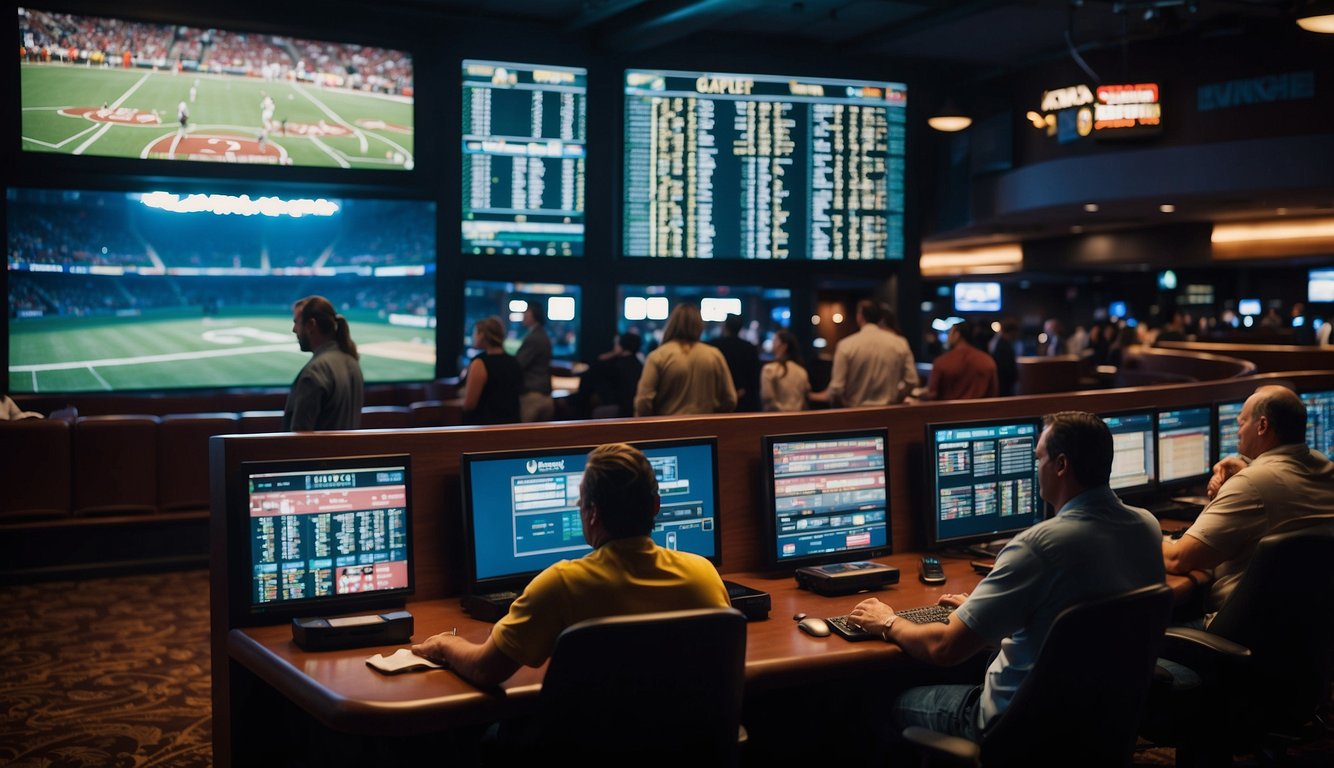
846, 411, 1164, 740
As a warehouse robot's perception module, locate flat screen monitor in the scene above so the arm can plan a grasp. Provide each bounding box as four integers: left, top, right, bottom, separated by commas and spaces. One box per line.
617, 284, 791, 353
461, 60, 586, 256
1238, 299, 1262, 317
8, 187, 437, 393
1101, 410, 1156, 494
18, 8, 413, 170
1300, 389, 1334, 458
954, 282, 1001, 313
1309, 268, 1334, 304
1156, 406, 1213, 487
924, 418, 1044, 551
760, 428, 890, 569
623, 69, 906, 260
461, 438, 720, 595
237, 454, 413, 621
1216, 399, 1245, 460
460, 280, 581, 370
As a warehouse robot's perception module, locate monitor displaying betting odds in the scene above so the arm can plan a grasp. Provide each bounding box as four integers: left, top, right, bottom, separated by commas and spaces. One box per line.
1102, 411, 1156, 494
243, 455, 413, 618
623, 69, 906, 260
924, 419, 1044, 551
1156, 407, 1212, 487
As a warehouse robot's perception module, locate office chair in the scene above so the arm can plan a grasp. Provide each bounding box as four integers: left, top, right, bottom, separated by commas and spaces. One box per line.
902, 583, 1174, 768
515, 607, 747, 767
1141, 519, 1334, 767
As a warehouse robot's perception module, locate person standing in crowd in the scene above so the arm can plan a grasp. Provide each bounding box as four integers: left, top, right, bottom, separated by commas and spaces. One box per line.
634, 305, 737, 416
813, 300, 917, 407
710, 314, 761, 412
578, 332, 644, 418
1163, 385, 1333, 625
843, 411, 1162, 745
919, 319, 998, 401
413, 442, 729, 687
462, 315, 522, 425
1041, 318, 1066, 356
761, 330, 810, 412
516, 302, 554, 422
988, 318, 1020, 397
1155, 310, 1188, 344
283, 295, 364, 430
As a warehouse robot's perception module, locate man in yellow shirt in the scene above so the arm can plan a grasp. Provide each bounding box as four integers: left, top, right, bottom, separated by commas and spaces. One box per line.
413, 443, 730, 685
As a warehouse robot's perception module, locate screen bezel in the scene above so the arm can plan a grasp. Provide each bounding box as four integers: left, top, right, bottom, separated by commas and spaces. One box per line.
923, 417, 1045, 552
231, 453, 414, 625
459, 436, 722, 595
1155, 405, 1214, 490
1100, 408, 1158, 497
759, 427, 892, 571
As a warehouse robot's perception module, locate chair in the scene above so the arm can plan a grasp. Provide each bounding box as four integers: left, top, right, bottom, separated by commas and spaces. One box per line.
359, 405, 411, 429
239, 409, 286, 433
518, 607, 747, 766
157, 413, 240, 513
903, 583, 1173, 768
72, 415, 161, 516
0, 418, 72, 521
1141, 520, 1334, 766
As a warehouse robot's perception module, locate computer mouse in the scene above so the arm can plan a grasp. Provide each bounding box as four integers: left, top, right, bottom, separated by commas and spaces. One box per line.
797, 617, 831, 637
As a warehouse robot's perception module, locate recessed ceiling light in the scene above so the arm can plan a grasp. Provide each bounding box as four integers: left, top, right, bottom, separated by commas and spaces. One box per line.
1083, 203, 1099, 213
1160, 204, 1176, 213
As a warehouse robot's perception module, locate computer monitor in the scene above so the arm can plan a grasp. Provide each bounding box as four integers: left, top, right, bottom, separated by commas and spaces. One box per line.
1300, 389, 1334, 458
1216, 399, 1246, 460
460, 438, 720, 595
1101, 410, 1156, 494
235, 454, 413, 622
760, 428, 890, 569
1156, 406, 1213, 488
923, 418, 1044, 552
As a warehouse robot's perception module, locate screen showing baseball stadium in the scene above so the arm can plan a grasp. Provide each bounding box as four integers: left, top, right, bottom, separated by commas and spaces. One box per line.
17, 8, 414, 170
7, 187, 437, 393
623, 69, 906, 260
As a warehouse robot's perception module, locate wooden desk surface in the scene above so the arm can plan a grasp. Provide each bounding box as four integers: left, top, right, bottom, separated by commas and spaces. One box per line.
229, 551, 985, 735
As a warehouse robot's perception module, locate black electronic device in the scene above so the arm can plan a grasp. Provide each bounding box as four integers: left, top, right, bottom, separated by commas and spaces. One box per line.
459, 591, 518, 623
291, 610, 414, 651
919, 556, 946, 585
970, 559, 995, 574
1156, 406, 1213, 491
793, 561, 900, 596
1101, 410, 1157, 496
924, 417, 1045, 552
723, 580, 771, 622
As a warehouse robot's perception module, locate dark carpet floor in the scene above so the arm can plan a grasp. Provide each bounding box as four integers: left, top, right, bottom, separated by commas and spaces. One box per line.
0, 569, 1328, 767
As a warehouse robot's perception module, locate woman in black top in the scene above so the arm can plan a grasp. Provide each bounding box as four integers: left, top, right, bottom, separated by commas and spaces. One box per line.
462, 316, 521, 425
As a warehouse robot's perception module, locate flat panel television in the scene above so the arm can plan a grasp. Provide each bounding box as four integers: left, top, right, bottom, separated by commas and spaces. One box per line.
1301, 389, 1334, 458
1309, 268, 1334, 304
460, 279, 581, 370
461, 438, 720, 594
19, 8, 414, 169
1216, 399, 1245, 460
8, 187, 437, 393
461, 60, 586, 256
954, 282, 1001, 313
1238, 298, 1262, 317
1156, 406, 1213, 488
924, 418, 1044, 552
236, 454, 413, 621
623, 69, 906, 260
760, 429, 890, 569
1101, 410, 1156, 494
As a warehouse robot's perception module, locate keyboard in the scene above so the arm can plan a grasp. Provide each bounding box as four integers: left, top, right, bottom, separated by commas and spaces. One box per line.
827, 604, 954, 641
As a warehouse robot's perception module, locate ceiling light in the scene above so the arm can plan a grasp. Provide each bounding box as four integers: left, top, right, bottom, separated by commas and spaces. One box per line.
1159, 204, 1176, 213
1083, 203, 1099, 213
928, 99, 971, 132
1297, 2, 1334, 34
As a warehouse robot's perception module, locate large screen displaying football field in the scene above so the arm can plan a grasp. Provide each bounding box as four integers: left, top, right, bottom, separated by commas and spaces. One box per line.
18, 8, 414, 169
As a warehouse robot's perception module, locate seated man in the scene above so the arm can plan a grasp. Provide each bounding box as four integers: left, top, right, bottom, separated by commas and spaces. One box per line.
844, 411, 1164, 741
413, 442, 730, 686
1163, 385, 1334, 623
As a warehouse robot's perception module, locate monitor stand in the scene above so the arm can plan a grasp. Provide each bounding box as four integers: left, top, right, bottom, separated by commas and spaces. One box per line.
965, 538, 1010, 560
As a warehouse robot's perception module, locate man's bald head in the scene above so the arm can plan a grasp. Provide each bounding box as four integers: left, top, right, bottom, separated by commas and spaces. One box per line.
1247, 385, 1306, 445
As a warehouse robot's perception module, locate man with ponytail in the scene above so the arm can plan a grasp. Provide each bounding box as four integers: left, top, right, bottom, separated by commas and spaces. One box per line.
283, 295, 365, 430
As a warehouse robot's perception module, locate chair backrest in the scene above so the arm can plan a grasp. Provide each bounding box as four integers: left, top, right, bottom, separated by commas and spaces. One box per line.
981, 583, 1173, 768
157, 412, 240, 512
0, 419, 72, 520
359, 405, 411, 430
72, 415, 161, 516
1205, 519, 1334, 729
531, 607, 747, 765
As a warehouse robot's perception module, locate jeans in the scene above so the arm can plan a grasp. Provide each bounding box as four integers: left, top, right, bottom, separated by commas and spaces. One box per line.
891, 683, 985, 742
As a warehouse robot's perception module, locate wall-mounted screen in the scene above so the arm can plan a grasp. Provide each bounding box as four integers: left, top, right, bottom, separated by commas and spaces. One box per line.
623, 69, 906, 260
1310, 269, 1334, 304
954, 282, 1001, 313
8, 187, 436, 393
239, 454, 413, 620
1237, 298, 1262, 316
461, 60, 586, 256
461, 438, 720, 594
18, 8, 413, 169
460, 280, 581, 370
617, 284, 791, 353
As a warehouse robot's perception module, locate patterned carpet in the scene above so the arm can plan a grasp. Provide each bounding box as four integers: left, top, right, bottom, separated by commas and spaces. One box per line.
0, 570, 212, 768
